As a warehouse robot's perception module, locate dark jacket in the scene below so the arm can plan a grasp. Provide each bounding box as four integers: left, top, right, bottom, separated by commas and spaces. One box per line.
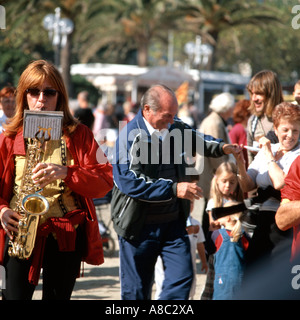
111, 109, 226, 240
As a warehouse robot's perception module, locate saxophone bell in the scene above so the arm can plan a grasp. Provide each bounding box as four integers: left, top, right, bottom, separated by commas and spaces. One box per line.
8, 191, 50, 259
22, 191, 49, 216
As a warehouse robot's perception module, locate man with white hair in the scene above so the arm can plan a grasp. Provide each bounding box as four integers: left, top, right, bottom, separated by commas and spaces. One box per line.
111, 86, 241, 300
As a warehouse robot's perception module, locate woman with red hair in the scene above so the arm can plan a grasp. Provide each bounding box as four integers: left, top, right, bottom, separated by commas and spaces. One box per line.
0, 60, 113, 300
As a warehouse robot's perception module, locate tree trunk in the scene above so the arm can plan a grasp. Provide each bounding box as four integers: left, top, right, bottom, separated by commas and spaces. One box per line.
137, 42, 148, 67
208, 31, 219, 71
60, 34, 72, 97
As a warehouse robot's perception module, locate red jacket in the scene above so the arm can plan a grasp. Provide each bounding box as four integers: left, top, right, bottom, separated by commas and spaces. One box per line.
281, 156, 300, 261
0, 124, 113, 283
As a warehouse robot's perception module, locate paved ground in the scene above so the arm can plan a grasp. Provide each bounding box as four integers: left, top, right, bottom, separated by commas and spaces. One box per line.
33, 201, 207, 300
33, 252, 207, 300
32, 239, 207, 300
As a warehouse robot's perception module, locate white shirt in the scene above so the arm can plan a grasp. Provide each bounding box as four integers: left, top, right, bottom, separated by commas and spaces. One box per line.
206, 198, 231, 213
143, 116, 170, 141
247, 142, 300, 211
0, 109, 7, 133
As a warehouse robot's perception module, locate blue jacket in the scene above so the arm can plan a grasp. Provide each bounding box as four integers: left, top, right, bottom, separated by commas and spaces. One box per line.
111, 109, 226, 240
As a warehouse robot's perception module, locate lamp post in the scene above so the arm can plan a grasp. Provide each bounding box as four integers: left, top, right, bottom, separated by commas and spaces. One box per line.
184, 36, 213, 114
184, 35, 213, 70
43, 7, 74, 94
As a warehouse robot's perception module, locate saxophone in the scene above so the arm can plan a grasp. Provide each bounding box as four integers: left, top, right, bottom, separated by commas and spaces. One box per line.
8, 128, 50, 259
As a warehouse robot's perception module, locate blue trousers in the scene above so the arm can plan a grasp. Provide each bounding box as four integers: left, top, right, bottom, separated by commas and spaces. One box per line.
119, 219, 193, 300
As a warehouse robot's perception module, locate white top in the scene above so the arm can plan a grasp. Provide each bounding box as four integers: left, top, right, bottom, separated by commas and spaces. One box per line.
247, 142, 300, 211
0, 110, 7, 133
188, 216, 205, 245
143, 116, 169, 140
206, 198, 231, 213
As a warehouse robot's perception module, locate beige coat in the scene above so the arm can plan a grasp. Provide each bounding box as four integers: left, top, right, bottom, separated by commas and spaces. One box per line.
195, 111, 233, 199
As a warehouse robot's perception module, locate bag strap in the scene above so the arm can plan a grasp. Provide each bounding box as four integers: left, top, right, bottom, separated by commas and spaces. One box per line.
251, 116, 259, 139
57, 137, 79, 215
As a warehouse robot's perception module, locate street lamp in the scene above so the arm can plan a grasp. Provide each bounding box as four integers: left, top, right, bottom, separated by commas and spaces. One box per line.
184, 35, 213, 70
184, 36, 213, 114
43, 7, 74, 67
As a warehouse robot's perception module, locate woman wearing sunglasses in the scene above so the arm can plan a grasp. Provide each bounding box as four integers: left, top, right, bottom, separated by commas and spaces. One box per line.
0, 60, 113, 300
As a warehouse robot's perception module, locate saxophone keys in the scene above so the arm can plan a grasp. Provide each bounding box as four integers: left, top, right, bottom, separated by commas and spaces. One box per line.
19, 220, 26, 228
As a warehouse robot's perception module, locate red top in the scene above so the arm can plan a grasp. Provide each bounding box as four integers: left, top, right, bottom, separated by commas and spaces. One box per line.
281, 155, 300, 261
0, 123, 113, 284
229, 123, 248, 168
212, 229, 249, 253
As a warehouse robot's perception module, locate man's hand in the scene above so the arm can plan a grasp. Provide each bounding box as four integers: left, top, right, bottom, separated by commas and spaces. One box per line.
222, 143, 243, 155
177, 182, 203, 201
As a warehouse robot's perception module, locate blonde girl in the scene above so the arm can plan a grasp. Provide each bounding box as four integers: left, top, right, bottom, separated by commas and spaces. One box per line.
201, 162, 244, 300
207, 161, 243, 229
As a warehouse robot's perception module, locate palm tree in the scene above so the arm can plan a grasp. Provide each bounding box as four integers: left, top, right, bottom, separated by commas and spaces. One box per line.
179, 0, 284, 69
0, 0, 293, 79
78, 0, 189, 66
3, 0, 87, 94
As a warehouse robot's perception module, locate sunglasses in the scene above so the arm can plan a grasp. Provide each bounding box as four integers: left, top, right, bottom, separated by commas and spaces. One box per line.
26, 88, 58, 97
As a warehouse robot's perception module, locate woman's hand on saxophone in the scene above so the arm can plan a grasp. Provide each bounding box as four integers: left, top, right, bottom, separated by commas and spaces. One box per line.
0, 207, 21, 239
32, 162, 68, 189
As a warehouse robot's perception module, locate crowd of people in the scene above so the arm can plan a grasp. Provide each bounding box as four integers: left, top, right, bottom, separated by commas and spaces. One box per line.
1, 60, 300, 300
198, 71, 300, 300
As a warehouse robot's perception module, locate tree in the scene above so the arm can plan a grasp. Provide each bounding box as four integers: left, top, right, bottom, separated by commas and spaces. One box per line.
1, 0, 300, 86
179, 0, 284, 70
77, 0, 189, 66
2, 0, 87, 96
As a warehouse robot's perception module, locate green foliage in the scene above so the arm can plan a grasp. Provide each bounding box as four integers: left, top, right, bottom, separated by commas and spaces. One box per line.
0, 44, 33, 87
0, 0, 300, 88
71, 74, 100, 106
